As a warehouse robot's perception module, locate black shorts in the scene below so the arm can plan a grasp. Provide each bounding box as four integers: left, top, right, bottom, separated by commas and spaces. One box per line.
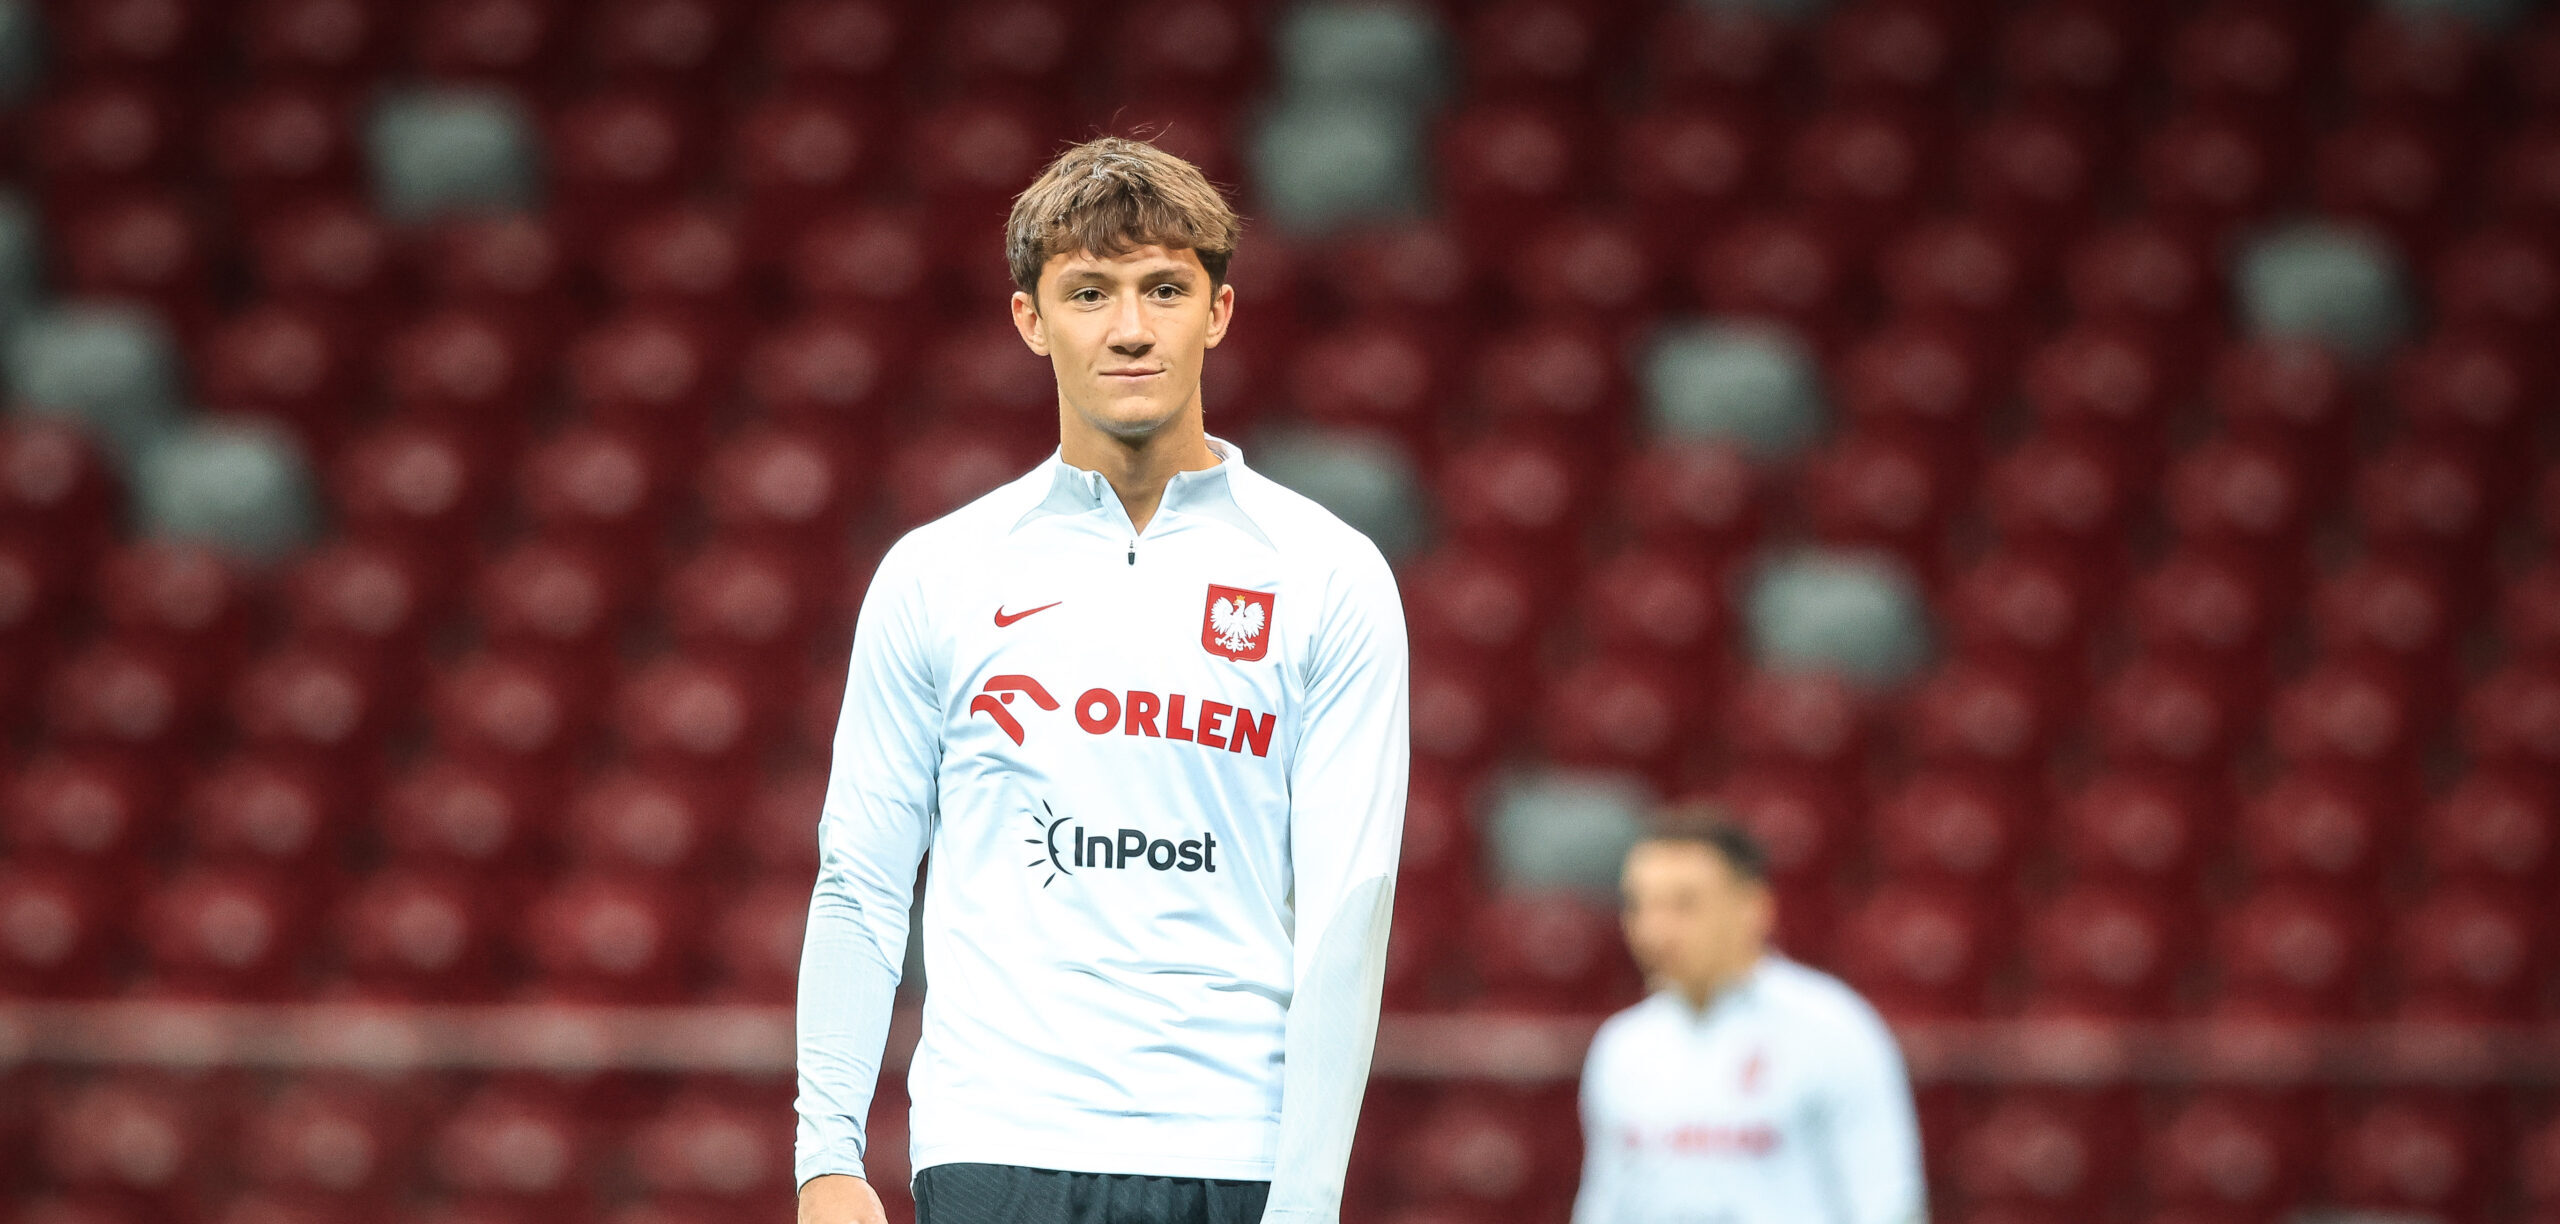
912, 1162, 1273, 1224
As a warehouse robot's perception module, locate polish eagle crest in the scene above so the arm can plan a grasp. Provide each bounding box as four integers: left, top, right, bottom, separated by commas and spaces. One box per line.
1200, 585, 1276, 661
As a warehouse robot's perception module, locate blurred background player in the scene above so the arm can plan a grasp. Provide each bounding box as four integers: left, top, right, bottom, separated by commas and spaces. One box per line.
795, 138, 1408, 1224
1575, 810, 1924, 1224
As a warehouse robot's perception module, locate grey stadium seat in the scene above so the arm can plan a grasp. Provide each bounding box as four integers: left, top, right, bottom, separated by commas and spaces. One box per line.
1745, 550, 1931, 686
1272, 2, 1448, 109
1644, 322, 1826, 458
2234, 223, 2410, 361
368, 89, 542, 221
1487, 769, 1655, 896
6, 305, 182, 459
1246, 427, 1428, 561
1252, 100, 1429, 233
136, 418, 319, 562
0, 192, 41, 328
0, 0, 37, 105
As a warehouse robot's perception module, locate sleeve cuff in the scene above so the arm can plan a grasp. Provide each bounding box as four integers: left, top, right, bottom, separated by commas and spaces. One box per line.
794, 1149, 869, 1190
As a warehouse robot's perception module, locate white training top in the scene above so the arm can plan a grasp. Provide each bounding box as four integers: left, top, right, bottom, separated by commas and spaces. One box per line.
1573, 958, 1926, 1224
795, 439, 1408, 1223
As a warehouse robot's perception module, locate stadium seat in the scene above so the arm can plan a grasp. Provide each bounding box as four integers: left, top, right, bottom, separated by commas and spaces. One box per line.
2058, 770, 2212, 887
1944, 551, 2094, 684
2422, 770, 2554, 889
2265, 664, 2420, 781
1272, 2, 1445, 108
937, 0, 1080, 94
614, 655, 761, 782
2314, 118, 2459, 257
743, 313, 891, 435
2207, 339, 2354, 488
2139, 111, 2286, 242
906, 99, 1049, 214
699, 426, 854, 559
52, 0, 214, 77
1691, 215, 1854, 348
2233, 223, 2411, 359
1505, 213, 1655, 321
2020, 324, 2175, 479
335, 869, 500, 1001
1390, 1091, 1547, 1213
139, 867, 306, 998
30, 81, 183, 201
583, 0, 732, 86
2343, 10, 2489, 118
332, 421, 489, 582
419, 212, 572, 343
1877, 216, 2032, 340
2162, 437, 2309, 578
1820, 0, 1963, 105
229, 645, 384, 769
1714, 766, 1857, 890
367, 88, 540, 221
1836, 321, 1993, 475
1107, 0, 1262, 101
181, 754, 339, 867
199, 304, 360, 452
2309, 560, 2457, 710
565, 311, 723, 445
2521, 1112, 2560, 1215
517, 425, 671, 564
2168, 4, 2310, 109
1742, 552, 1929, 687
2065, 220, 2219, 346
377, 756, 539, 871
2143, 1093, 2306, 1213
2431, 226, 2558, 341
1249, 429, 1426, 561
1832, 884, 1993, 1018
1483, 770, 1649, 896
94, 539, 254, 670
1783, 108, 1933, 250
1535, 656, 1691, 776
1802, 430, 1957, 576
705, 875, 810, 1002
1614, 107, 1759, 258
1906, 659, 2053, 780
2326, 1098, 2488, 1217
2091, 657, 2243, 777
250, 197, 396, 321
237, 1080, 405, 1198
1997, 2, 2135, 105
547, 88, 697, 237
132, 419, 316, 564
1250, 97, 1428, 233
730, 93, 870, 255
1466, 890, 1638, 1012
2392, 330, 2538, 472
58, 193, 212, 331
1436, 436, 1583, 555
2210, 884, 2371, 1018
1472, 320, 1623, 433
239, 0, 388, 84
429, 652, 587, 774
1875, 770, 2024, 886
6, 753, 157, 867
882, 427, 1045, 530
1726, 670, 1867, 774
602, 206, 747, 323
663, 543, 813, 683
36, 1074, 214, 1196
2390, 885, 2538, 1019
1435, 99, 1587, 237
2464, 664, 2560, 774
0, 864, 120, 997
209, 85, 360, 221
45, 639, 212, 759
427, 1083, 592, 1208
1951, 1093, 2127, 1211
2129, 550, 2281, 695
0, 418, 120, 566
382, 309, 533, 429
1960, 111, 2098, 253
1982, 433, 2133, 587
566, 768, 705, 875
1579, 547, 1725, 663
283, 541, 435, 684
1408, 658, 1506, 771
1643, 321, 1826, 458
627, 1092, 792, 1200
6, 305, 183, 460
2355, 442, 2495, 580
2238, 770, 2387, 886
2507, 562, 2560, 666
1612, 439, 1762, 562
519, 872, 690, 1002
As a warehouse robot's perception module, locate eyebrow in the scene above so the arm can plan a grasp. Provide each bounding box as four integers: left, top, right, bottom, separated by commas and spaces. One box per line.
1054, 262, 1201, 289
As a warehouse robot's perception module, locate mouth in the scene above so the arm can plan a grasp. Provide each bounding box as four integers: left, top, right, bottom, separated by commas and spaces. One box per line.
1101, 368, 1164, 382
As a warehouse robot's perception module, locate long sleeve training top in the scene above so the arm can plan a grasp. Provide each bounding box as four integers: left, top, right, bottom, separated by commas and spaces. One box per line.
1573, 958, 1927, 1224
796, 438, 1408, 1224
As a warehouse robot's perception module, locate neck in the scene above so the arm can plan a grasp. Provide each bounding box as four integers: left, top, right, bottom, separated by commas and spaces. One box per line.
1673, 954, 1762, 1014
1058, 405, 1219, 534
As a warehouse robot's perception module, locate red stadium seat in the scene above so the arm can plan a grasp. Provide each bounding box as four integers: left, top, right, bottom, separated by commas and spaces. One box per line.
333, 421, 489, 577
519, 873, 690, 1002
583, 0, 732, 85
1466, 891, 1637, 1012
411, 0, 564, 83
701, 428, 855, 556
1877, 216, 2032, 336
207, 86, 359, 219
1409, 658, 1508, 771
937, 0, 1077, 94
0, 865, 121, 997
731, 93, 871, 252
1437, 103, 1585, 239
1945, 551, 2095, 680
2023, 885, 2180, 1018
139, 868, 306, 998
31, 82, 183, 199
1535, 656, 1692, 775
95, 542, 255, 667
614, 656, 762, 778
378, 757, 538, 870
1642, 4, 1788, 106
2343, 11, 2489, 118
335, 869, 500, 1001
2208, 339, 2354, 484
2059, 771, 2213, 886
1580, 548, 1724, 664
1506, 213, 1655, 321
1833, 884, 1992, 1019
1614, 108, 1760, 257
230, 646, 386, 768
199, 304, 360, 451
180, 755, 340, 867
2065, 221, 2219, 344
2265, 664, 2419, 781
283, 541, 435, 681
429, 652, 587, 773
1906, 660, 2053, 780
2314, 118, 2458, 256
2211, 884, 2370, 1018
926, 319, 1071, 435
1819, 0, 1963, 105
2393, 330, 2538, 464
1715, 767, 1857, 890
565, 312, 724, 445
550, 90, 699, 237
565, 769, 706, 874
2144, 1093, 2306, 1212
1393, 1092, 1547, 1213
1983, 434, 2133, 580
2464, 664, 2560, 774
1838, 320, 1994, 470
54, 0, 216, 75
2021, 325, 2173, 475
238, 1081, 405, 1198
743, 313, 892, 435
2092, 657, 2243, 777
2326, 1098, 2488, 1217
1472, 320, 1623, 435
1437, 437, 1583, 554
6, 754, 156, 867
2508, 563, 2560, 667
1463, 0, 1602, 100
1998, 3, 2136, 106
1803, 430, 1956, 574
1, 419, 121, 555
37, 1075, 215, 1196
1614, 441, 1761, 561
2167, 5, 2309, 108
45, 640, 212, 759
2309, 560, 2456, 696
1288, 325, 1442, 443
2422, 771, 2554, 888
383, 309, 533, 429
428, 1084, 591, 1208
2432, 228, 2558, 341
2522, 1113, 2560, 1212
2239, 771, 2387, 886
883, 428, 1045, 530
2130, 549, 2281, 689
419, 213, 572, 343
471, 539, 627, 680
2163, 438, 2310, 575
602, 206, 747, 321
1950, 1094, 2120, 1210
240, 0, 389, 84
628, 1092, 794, 1200
1960, 111, 2098, 253
2355, 442, 2495, 576
60, 193, 212, 329
1727, 671, 1867, 774
1875, 771, 2024, 886
907, 100, 1046, 207
250, 198, 394, 316
664, 543, 814, 683
2390, 886, 2538, 1020
1693, 214, 1853, 345
705, 875, 810, 1002
2140, 111, 2286, 241
517, 425, 671, 560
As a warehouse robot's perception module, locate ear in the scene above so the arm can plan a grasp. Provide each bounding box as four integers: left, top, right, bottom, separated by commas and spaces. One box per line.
1203, 281, 1235, 350
1011, 289, 1049, 357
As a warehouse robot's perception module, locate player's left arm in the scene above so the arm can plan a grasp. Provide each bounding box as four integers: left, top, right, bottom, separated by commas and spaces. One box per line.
1813, 1003, 1929, 1224
1261, 546, 1410, 1223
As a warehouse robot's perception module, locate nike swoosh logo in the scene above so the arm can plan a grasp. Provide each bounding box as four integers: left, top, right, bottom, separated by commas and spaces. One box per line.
993, 601, 1063, 627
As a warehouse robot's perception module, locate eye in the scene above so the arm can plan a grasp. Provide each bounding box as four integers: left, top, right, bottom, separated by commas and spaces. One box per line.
1069, 287, 1104, 304
1148, 283, 1184, 301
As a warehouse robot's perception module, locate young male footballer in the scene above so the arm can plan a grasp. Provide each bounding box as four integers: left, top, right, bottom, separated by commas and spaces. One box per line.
1576, 814, 1925, 1224
794, 137, 1410, 1224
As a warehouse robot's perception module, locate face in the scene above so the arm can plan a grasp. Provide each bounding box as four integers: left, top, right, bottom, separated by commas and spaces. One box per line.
1011, 243, 1233, 443
1621, 840, 1774, 999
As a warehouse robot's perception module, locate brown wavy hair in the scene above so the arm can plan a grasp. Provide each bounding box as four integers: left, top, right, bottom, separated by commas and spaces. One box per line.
1004, 136, 1241, 296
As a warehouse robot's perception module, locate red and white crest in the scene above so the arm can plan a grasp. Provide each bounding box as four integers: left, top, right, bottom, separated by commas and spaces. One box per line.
1201, 585, 1275, 662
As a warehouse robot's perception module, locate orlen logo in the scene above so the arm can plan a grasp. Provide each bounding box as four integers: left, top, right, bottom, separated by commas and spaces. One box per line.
1028, 801, 1219, 888
969, 675, 1275, 758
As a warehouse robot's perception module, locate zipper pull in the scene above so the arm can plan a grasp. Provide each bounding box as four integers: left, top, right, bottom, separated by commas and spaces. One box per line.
1126, 539, 1136, 566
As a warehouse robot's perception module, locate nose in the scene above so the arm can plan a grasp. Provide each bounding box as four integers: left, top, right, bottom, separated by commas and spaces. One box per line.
1107, 294, 1154, 354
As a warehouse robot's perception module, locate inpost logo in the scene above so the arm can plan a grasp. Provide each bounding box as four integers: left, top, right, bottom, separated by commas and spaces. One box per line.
1025, 801, 1219, 888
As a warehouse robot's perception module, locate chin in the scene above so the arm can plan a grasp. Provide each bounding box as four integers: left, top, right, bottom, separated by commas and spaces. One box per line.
1083, 399, 1185, 439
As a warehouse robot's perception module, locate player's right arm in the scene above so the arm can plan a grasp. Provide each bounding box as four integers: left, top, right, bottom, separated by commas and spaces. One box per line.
795, 540, 944, 1221
1570, 1018, 1628, 1224
1811, 997, 1927, 1224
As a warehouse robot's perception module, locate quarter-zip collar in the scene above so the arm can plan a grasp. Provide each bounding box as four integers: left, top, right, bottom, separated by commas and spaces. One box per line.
1018, 435, 1270, 548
